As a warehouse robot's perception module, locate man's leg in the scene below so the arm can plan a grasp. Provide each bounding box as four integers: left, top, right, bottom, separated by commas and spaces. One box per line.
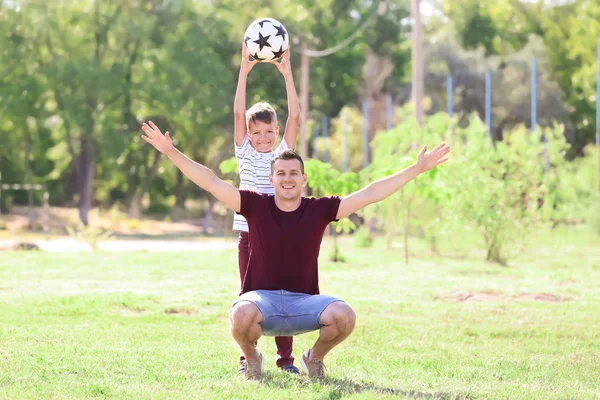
230, 300, 264, 380
302, 301, 356, 377
237, 232, 251, 369
230, 301, 263, 362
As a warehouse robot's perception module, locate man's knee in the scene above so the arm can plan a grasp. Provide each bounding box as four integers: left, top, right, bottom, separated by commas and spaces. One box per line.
321, 301, 356, 332
230, 301, 262, 328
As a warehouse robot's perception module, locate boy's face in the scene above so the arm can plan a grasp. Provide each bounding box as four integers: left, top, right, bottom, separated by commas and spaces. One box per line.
247, 119, 279, 153
269, 159, 306, 201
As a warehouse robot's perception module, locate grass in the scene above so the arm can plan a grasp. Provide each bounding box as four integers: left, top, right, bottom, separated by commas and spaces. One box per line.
0, 225, 599, 399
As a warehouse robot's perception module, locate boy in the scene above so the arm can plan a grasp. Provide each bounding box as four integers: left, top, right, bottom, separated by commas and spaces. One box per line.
233, 43, 300, 374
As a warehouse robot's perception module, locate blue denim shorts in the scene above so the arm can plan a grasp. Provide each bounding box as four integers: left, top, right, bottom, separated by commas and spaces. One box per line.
231, 290, 344, 336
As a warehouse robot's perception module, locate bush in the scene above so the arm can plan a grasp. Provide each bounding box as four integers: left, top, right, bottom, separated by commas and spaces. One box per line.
367, 110, 596, 265
354, 226, 373, 248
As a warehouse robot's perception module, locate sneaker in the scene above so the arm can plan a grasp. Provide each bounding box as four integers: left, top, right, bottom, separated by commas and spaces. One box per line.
281, 364, 300, 374
237, 358, 246, 374
242, 350, 264, 380
300, 349, 325, 378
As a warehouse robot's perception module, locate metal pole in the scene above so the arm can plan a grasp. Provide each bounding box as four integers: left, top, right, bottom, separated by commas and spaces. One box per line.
300, 43, 310, 160
43, 188, 49, 233
447, 76, 453, 117
322, 116, 329, 163
485, 71, 492, 138
532, 57, 537, 132
387, 95, 393, 131
0, 156, 2, 219
343, 110, 348, 172
312, 123, 319, 160
411, 0, 424, 127
596, 37, 600, 193
363, 99, 369, 168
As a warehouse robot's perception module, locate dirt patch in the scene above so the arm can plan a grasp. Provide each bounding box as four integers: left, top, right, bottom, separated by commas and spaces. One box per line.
164, 307, 197, 315
435, 291, 570, 302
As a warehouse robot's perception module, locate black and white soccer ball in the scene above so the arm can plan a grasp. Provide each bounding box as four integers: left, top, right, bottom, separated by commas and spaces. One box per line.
244, 18, 289, 62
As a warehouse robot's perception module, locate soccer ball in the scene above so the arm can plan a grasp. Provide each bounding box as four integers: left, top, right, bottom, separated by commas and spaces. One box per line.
244, 18, 289, 62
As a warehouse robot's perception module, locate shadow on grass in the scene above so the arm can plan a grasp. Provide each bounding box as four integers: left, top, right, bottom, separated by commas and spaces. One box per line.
261, 372, 472, 399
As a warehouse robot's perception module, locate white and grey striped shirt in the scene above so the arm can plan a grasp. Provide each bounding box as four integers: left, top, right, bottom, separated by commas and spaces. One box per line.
232, 136, 289, 232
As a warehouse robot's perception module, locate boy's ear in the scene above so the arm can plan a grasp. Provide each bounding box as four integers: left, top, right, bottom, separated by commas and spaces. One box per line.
276, 126, 280, 135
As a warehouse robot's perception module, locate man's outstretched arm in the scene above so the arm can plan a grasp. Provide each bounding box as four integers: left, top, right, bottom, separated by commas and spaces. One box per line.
141, 121, 241, 213
336, 143, 450, 220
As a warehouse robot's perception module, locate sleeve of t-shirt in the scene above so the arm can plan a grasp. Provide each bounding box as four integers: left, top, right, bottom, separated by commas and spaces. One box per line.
235, 136, 251, 160
275, 137, 289, 152
319, 196, 342, 223
237, 190, 261, 219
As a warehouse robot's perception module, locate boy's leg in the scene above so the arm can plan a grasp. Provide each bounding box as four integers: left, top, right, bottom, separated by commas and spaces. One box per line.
237, 231, 250, 284
274, 336, 294, 368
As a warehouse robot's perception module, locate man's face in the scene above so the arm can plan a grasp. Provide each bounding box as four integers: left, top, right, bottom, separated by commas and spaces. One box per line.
247, 120, 279, 153
269, 159, 307, 201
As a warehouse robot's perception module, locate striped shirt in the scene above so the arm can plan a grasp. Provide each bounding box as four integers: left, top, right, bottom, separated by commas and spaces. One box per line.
232, 136, 289, 232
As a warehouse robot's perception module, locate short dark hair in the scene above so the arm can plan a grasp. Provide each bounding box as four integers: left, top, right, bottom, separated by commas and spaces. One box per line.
271, 150, 305, 175
246, 102, 277, 128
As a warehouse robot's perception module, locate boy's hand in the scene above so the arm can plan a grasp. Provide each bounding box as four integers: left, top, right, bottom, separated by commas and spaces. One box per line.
240, 44, 259, 75
269, 49, 292, 77
415, 143, 451, 173
141, 121, 175, 156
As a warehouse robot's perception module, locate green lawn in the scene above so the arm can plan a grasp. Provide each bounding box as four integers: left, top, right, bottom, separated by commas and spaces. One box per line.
0, 226, 599, 399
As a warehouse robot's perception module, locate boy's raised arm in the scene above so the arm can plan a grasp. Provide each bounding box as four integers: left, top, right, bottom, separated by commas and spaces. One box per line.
270, 49, 299, 149
234, 45, 258, 146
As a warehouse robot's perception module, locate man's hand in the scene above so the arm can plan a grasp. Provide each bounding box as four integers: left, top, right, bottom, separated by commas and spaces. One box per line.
415, 143, 451, 173
240, 43, 259, 75
269, 49, 292, 78
141, 121, 175, 156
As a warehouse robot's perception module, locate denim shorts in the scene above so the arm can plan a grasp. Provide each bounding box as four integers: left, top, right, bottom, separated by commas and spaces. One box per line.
231, 290, 344, 336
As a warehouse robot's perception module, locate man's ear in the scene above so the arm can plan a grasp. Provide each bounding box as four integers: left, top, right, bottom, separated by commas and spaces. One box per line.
302, 173, 308, 187
269, 174, 274, 185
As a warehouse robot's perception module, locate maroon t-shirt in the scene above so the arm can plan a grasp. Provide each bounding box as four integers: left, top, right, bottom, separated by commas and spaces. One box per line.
238, 190, 341, 295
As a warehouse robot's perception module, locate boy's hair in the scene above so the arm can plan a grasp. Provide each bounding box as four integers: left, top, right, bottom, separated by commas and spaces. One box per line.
246, 102, 277, 129
271, 150, 305, 175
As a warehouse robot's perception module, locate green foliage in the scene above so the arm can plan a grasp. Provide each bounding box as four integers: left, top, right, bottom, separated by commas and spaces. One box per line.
353, 226, 373, 248
305, 159, 359, 261
367, 110, 597, 265
219, 156, 239, 176
66, 224, 113, 250
365, 111, 451, 259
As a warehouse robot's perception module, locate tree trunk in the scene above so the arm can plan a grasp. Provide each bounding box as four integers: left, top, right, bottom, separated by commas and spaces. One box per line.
77, 136, 96, 225
23, 121, 34, 230
329, 228, 341, 262
202, 195, 215, 234
171, 169, 186, 221
486, 241, 507, 266
127, 151, 162, 218
386, 201, 396, 250
402, 190, 414, 264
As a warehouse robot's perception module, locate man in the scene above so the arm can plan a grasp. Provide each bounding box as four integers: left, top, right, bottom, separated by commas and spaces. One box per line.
141, 121, 450, 380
